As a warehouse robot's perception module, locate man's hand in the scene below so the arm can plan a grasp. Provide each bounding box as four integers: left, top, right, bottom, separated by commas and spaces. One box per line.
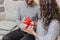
21, 26, 35, 34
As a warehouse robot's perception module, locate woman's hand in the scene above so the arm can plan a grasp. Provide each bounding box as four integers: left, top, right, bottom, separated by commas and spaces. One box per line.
21, 26, 40, 38
21, 26, 35, 34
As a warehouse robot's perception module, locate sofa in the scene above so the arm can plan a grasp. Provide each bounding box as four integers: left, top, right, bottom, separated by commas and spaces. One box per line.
0, 0, 24, 40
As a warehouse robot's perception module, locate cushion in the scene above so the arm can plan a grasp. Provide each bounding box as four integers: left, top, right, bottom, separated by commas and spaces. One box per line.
0, 21, 17, 30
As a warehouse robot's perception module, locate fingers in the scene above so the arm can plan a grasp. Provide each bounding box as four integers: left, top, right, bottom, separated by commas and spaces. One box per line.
21, 27, 26, 31
27, 25, 33, 29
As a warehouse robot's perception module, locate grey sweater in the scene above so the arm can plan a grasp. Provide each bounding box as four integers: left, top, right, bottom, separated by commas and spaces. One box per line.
16, 1, 40, 28
36, 19, 59, 40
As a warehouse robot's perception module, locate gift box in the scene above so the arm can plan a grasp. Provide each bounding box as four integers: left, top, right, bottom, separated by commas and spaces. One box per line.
20, 17, 34, 29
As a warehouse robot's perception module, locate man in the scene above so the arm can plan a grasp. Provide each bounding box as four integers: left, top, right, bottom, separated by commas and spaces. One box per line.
2, 0, 40, 40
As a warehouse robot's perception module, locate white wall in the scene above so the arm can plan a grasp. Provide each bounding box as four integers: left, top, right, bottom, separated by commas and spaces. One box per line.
35, 0, 39, 5
56, 0, 60, 7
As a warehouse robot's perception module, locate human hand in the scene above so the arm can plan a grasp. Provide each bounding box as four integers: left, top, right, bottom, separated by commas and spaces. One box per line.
21, 26, 35, 34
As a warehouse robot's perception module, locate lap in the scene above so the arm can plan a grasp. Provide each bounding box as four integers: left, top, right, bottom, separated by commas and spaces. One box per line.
2, 28, 26, 40
21, 34, 35, 40
2, 28, 35, 40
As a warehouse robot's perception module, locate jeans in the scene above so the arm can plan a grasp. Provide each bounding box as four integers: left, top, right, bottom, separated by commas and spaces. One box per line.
2, 28, 35, 40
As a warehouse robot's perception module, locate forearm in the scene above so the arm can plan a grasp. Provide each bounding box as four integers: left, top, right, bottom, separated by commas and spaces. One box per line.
32, 32, 40, 39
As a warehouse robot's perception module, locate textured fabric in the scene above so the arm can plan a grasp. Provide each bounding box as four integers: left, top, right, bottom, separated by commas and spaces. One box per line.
2, 29, 35, 40
36, 19, 59, 40
16, 1, 40, 28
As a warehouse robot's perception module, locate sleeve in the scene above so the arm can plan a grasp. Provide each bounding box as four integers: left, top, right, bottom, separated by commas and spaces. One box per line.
38, 20, 59, 40
16, 4, 21, 28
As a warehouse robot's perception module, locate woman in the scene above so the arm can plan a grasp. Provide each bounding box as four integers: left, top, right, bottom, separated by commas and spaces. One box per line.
22, 0, 60, 40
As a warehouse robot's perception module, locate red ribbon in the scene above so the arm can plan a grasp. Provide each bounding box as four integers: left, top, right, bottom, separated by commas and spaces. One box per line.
22, 17, 34, 29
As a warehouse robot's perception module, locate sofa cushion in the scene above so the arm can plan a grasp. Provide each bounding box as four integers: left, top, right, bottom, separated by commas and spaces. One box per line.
4, 0, 23, 21
0, 21, 17, 30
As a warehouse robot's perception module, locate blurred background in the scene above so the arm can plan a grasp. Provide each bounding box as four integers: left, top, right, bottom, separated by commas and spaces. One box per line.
0, 0, 60, 40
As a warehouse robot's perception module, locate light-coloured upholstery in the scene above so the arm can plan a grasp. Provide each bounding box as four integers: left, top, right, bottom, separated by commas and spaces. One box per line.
0, 0, 23, 40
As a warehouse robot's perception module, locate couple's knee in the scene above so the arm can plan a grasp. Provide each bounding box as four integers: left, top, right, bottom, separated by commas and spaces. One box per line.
2, 35, 10, 40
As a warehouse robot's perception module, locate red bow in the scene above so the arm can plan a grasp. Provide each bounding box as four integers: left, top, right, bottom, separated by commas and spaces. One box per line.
22, 17, 34, 29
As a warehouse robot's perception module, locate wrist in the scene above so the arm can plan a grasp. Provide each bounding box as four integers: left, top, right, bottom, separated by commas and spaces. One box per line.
32, 31, 36, 35
32, 32, 40, 38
